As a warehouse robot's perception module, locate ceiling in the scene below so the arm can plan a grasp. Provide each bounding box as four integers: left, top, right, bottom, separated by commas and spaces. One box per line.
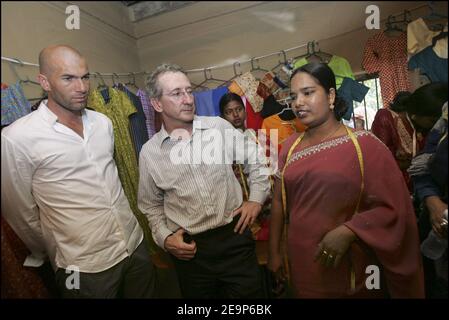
122, 1, 198, 22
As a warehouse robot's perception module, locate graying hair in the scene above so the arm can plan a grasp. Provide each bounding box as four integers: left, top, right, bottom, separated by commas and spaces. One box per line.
145, 63, 186, 98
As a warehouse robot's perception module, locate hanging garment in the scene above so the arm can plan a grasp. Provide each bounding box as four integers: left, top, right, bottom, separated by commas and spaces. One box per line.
244, 98, 264, 131
235, 72, 264, 113
362, 31, 411, 108
371, 108, 426, 192
262, 114, 306, 150
117, 85, 149, 158
193, 89, 214, 116
1, 81, 31, 126
408, 46, 448, 83
228, 80, 245, 96
87, 87, 158, 255
136, 89, 156, 140
338, 78, 370, 121
407, 18, 440, 56
293, 55, 355, 89
211, 86, 229, 115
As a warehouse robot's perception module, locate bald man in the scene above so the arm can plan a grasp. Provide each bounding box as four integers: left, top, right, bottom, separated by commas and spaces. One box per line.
1, 45, 156, 298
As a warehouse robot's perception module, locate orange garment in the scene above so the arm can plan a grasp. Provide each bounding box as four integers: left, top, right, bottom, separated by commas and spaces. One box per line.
261, 114, 306, 151
228, 81, 244, 96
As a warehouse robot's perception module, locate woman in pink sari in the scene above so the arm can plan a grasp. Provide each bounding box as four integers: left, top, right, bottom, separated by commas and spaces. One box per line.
268, 62, 424, 298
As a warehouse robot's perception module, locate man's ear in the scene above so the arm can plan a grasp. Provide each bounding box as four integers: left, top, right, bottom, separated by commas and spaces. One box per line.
150, 97, 163, 113
38, 74, 50, 91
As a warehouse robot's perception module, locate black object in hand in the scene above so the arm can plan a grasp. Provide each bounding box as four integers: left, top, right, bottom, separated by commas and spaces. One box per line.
183, 232, 193, 244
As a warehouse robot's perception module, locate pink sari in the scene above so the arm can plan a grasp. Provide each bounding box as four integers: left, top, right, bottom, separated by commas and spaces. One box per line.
278, 129, 424, 298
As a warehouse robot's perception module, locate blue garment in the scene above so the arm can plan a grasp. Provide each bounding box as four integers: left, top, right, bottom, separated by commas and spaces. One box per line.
337, 77, 370, 120
211, 86, 229, 116
412, 115, 448, 202
408, 46, 448, 83
193, 89, 215, 116
1, 81, 31, 126
117, 85, 149, 159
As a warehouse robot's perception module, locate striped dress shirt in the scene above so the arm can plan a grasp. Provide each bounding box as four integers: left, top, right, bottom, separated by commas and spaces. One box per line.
138, 116, 270, 249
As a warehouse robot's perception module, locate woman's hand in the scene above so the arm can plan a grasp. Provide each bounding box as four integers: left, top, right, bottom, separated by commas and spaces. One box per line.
314, 225, 357, 268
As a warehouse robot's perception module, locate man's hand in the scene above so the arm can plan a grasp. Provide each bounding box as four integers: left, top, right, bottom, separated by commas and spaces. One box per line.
425, 196, 448, 238
164, 229, 197, 260
314, 225, 357, 268
232, 201, 262, 234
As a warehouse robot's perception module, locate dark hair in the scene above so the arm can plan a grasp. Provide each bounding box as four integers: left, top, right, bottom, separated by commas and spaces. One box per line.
405, 82, 447, 117
219, 92, 244, 116
389, 91, 411, 113
290, 62, 347, 121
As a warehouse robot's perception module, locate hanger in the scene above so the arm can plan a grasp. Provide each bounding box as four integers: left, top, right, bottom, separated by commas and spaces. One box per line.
270, 50, 289, 73
422, 2, 447, 31
250, 57, 269, 80
95, 72, 108, 90
125, 72, 139, 89
313, 41, 333, 63
423, 2, 448, 21
193, 68, 227, 90
112, 73, 119, 87
8, 59, 41, 86
275, 97, 293, 116
384, 16, 405, 35
433, 30, 448, 46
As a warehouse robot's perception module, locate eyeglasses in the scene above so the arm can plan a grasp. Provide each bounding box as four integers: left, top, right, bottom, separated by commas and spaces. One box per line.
162, 88, 194, 100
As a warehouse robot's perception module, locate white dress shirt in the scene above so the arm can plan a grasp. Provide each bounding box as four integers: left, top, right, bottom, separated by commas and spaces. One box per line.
1, 101, 142, 272
138, 116, 270, 249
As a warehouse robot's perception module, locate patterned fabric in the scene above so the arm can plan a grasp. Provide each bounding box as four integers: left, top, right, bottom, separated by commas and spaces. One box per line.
88, 88, 158, 255
1, 81, 31, 126
362, 31, 411, 108
371, 108, 425, 192
235, 72, 264, 113
136, 89, 156, 140
228, 80, 244, 96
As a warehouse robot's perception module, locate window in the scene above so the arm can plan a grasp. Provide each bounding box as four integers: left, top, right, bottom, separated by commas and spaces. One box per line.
343, 73, 383, 131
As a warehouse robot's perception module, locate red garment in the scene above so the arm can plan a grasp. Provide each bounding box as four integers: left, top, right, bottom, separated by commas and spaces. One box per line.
1, 216, 50, 298
245, 100, 263, 131
371, 109, 425, 192
279, 130, 424, 298
362, 32, 411, 108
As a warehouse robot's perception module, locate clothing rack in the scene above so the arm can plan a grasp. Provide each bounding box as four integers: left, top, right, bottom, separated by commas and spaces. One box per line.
1, 41, 309, 80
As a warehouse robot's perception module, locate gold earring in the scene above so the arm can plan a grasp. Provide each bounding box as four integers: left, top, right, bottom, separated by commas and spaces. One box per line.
330, 104, 334, 110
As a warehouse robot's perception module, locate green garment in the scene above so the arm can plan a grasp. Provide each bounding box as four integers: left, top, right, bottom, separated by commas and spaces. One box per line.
293, 55, 354, 88
88, 87, 157, 255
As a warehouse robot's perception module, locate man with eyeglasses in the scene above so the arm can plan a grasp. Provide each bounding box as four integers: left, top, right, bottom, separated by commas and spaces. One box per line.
138, 63, 270, 298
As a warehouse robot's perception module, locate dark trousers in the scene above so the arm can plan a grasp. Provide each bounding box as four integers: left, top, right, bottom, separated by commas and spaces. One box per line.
55, 241, 156, 298
171, 217, 263, 299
